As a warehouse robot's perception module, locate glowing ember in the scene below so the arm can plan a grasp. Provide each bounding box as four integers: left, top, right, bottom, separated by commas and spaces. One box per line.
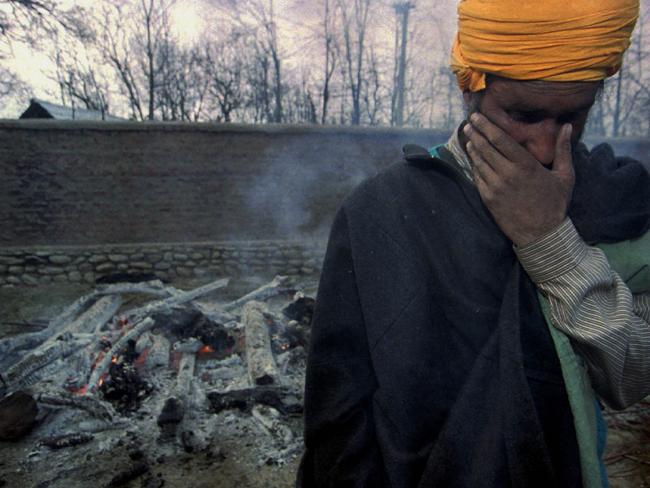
92, 351, 105, 370
111, 356, 118, 364
134, 348, 150, 369
198, 345, 214, 355
71, 385, 88, 396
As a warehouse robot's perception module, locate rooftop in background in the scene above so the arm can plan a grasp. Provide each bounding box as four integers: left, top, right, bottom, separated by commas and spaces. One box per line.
19, 98, 126, 121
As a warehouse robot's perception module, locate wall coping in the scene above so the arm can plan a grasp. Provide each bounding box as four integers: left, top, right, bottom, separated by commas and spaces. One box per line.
0, 119, 443, 138
0, 239, 326, 253
2, 120, 648, 149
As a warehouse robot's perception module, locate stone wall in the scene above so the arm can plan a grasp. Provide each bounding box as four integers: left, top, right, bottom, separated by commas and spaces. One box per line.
0, 240, 325, 287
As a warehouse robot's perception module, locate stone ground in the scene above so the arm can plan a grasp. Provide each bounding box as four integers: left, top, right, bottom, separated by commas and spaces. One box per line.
1, 280, 650, 487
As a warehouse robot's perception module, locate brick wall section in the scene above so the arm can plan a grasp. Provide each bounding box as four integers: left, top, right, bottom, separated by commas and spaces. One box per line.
0, 121, 447, 247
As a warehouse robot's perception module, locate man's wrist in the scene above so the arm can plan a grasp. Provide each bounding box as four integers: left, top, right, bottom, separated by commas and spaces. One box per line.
514, 218, 588, 283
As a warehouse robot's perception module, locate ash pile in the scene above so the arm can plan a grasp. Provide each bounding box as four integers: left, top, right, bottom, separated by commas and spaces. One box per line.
0, 275, 314, 486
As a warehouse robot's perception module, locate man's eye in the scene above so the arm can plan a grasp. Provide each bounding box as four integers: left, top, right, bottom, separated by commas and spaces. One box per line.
507, 110, 542, 124
558, 112, 579, 124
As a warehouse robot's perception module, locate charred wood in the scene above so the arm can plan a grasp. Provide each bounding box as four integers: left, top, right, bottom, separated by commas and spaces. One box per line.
0, 391, 38, 441
135, 332, 170, 370
99, 362, 152, 413
222, 275, 290, 313
243, 301, 280, 386
2, 335, 94, 394
86, 318, 155, 393
157, 397, 184, 439
282, 293, 316, 326
121, 277, 229, 324
37, 392, 116, 421
207, 386, 302, 416
64, 295, 123, 336
40, 432, 94, 449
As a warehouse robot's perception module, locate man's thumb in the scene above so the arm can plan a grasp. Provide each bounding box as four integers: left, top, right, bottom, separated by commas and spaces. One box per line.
553, 123, 574, 178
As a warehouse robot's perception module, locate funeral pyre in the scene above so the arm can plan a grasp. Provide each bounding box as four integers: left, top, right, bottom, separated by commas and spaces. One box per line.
0, 276, 314, 486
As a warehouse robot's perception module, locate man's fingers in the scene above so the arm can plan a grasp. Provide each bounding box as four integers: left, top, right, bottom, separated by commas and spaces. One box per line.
463, 123, 509, 173
469, 113, 534, 165
467, 141, 498, 187
552, 124, 574, 179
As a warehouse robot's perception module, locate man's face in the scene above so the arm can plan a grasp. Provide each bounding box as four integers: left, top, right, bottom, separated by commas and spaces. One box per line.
464, 76, 602, 167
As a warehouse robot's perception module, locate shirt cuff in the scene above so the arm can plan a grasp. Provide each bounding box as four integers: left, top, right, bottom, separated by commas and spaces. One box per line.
514, 218, 589, 283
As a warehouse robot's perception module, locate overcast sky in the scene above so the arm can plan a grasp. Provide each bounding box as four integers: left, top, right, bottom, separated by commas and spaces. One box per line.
0, 0, 461, 118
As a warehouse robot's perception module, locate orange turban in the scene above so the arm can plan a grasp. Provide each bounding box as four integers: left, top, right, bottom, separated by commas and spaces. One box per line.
450, 0, 640, 92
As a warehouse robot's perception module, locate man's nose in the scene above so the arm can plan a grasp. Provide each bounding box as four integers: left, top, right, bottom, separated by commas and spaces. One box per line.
525, 119, 562, 167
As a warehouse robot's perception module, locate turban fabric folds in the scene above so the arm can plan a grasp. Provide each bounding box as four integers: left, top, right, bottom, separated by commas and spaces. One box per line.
450, 0, 640, 92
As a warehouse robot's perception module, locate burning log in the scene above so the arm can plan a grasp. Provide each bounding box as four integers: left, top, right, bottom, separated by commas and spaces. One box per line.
0, 282, 171, 368
37, 392, 116, 421
223, 275, 290, 313
40, 432, 94, 449
121, 277, 229, 324
174, 353, 196, 398
195, 275, 291, 323
2, 334, 94, 394
243, 301, 280, 386
1, 296, 122, 394
63, 295, 123, 336
157, 352, 196, 439
0, 391, 38, 441
178, 380, 210, 453
135, 333, 170, 370
100, 361, 153, 413
86, 318, 155, 393
282, 292, 316, 326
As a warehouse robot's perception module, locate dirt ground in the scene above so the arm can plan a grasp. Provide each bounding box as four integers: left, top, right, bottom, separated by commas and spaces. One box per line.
1, 281, 650, 488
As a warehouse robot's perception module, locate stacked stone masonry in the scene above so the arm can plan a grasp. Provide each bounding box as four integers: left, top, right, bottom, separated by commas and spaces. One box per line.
0, 240, 325, 287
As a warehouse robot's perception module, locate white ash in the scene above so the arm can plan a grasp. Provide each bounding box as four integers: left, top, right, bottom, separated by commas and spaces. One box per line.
1, 275, 314, 480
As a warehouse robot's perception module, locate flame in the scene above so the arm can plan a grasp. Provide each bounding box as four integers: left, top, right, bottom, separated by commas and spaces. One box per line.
111, 356, 118, 364
198, 345, 214, 356
98, 377, 105, 387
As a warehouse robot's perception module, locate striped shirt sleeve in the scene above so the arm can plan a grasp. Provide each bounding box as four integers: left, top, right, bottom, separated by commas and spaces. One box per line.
515, 218, 650, 410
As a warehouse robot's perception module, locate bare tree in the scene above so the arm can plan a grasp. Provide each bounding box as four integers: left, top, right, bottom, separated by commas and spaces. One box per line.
336, 0, 371, 125
0, 0, 86, 101
203, 30, 250, 122
95, 0, 175, 121
320, 0, 338, 124
52, 47, 110, 116
156, 39, 210, 121
362, 46, 385, 125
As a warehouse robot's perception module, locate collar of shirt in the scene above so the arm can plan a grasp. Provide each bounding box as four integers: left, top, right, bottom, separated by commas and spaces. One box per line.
445, 123, 475, 183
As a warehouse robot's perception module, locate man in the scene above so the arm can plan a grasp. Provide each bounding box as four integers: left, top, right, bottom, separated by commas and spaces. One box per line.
297, 1, 650, 486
